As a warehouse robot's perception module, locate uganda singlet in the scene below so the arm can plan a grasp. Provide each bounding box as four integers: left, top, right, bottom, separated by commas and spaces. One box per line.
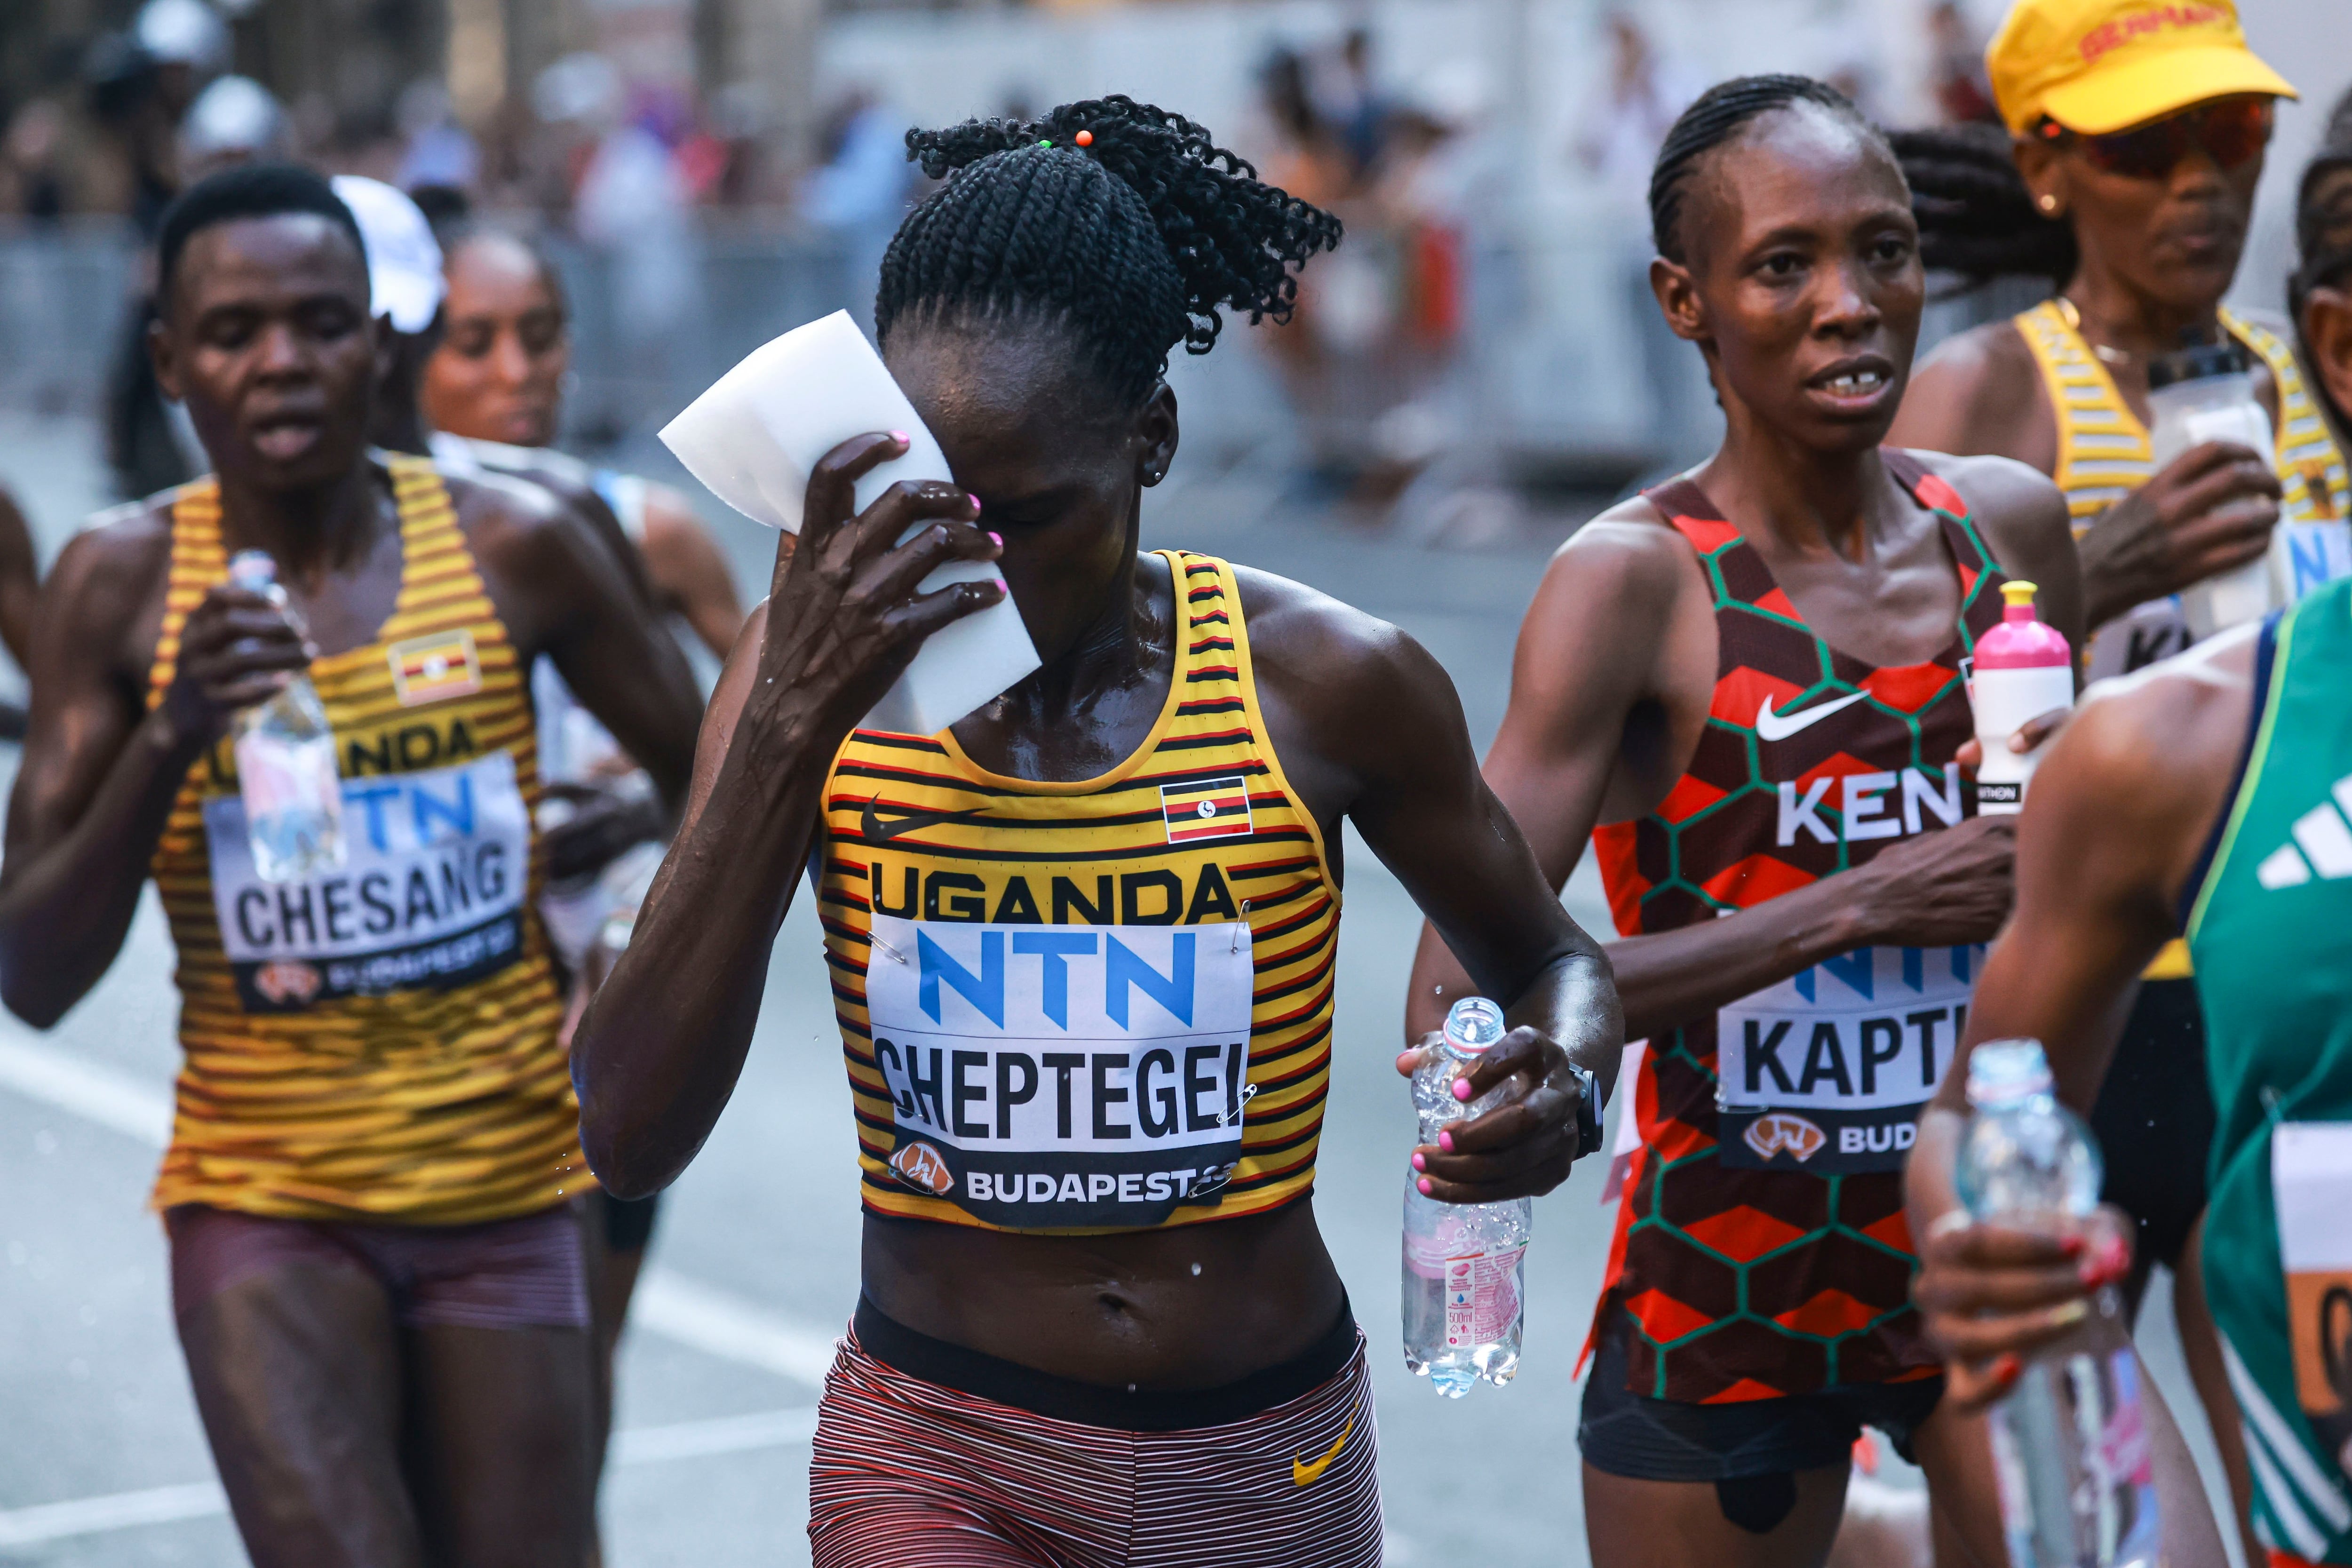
147, 455, 578, 1225
2185, 581, 2352, 1563
817, 552, 1336, 1234
1589, 452, 2007, 1403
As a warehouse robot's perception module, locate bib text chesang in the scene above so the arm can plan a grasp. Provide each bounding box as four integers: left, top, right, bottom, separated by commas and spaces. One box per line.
863, 914, 1254, 1229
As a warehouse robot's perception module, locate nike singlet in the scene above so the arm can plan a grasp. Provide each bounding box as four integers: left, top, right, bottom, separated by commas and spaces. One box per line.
817, 552, 1338, 1234
2186, 584, 2352, 1562
146, 456, 579, 1224
1589, 451, 2008, 1402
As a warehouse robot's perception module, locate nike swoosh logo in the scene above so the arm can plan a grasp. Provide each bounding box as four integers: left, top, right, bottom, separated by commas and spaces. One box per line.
1754, 689, 1869, 742
1292, 1416, 1353, 1487
860, 796, 990, 843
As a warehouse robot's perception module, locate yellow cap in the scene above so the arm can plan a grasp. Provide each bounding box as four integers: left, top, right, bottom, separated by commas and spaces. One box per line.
2002, 580, 2040, 606
1986, 0, 2295, 135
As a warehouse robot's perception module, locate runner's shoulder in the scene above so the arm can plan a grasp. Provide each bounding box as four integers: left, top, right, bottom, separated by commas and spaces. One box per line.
1542, 491, 1700, 619
1895, 318, 2047, 455
2042, 626, 2257, 837
49, 490, 175, 618
1227, 562, 1454, 732
1902, 449, 2070, 555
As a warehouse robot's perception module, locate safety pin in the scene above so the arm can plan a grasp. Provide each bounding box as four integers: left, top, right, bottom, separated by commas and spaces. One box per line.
869, 932, 909, 966
1221, 1082, 1259, 1126
1232, 899, 1252, 952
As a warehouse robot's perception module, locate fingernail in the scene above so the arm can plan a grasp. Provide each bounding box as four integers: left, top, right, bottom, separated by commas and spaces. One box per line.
969, 494, 983, 513
987, 531, 1002, 548
1994, 1353, 2021, 1385
1438, 1130, 1455, 1153
1411, 1152, 1427, 1171
2060, 1235, 2085, 1257
1416, 1177, 1433, 1196
1452, 1078, 1473, 1101
2052, 1299, 2090, 1325
1395, 1051, 1416, 1074
992, 575, 1008, 591
889, 430, 909, 444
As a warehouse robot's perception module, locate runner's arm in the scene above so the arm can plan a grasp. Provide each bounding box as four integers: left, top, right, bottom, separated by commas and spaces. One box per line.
0, 525, 306, 1026
0, 485, 40, 670
1908, 652, 2249, 1403
1251, 580, 1621, 1202
640, 484, 748, 662
573, 437, 999, 1198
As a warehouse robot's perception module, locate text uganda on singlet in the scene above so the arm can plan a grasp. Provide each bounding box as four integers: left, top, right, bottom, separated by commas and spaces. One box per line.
865, 911, 1255, 1229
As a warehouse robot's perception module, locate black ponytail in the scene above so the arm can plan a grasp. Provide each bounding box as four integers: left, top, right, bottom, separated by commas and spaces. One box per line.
1649, 74, 1884, 265
876, 96, 1342, 405
1890, 123, 2077, 293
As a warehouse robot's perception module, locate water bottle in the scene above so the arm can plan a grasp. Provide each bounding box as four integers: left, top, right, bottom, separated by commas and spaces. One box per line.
226, 551, 345, 884
1957, 1040, 2158, 1568
2146, 338, 2279, 639
1968, 580, 2074, 815
1402, 996, 1533, 1397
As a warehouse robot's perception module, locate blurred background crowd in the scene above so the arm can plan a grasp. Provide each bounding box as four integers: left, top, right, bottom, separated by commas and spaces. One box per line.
0, 0, 2346, 537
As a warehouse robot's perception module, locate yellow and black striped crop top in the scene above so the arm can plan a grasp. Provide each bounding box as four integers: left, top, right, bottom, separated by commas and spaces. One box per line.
818, 551, 1340, 1234
146, 456, 580, 1225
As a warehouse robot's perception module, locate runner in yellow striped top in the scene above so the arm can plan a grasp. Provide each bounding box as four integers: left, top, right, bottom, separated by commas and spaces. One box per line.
0, 166, 700, 1568
574, 99, 1619, 1564
146, 455, 577, 1224
823, 551, 1339, 1232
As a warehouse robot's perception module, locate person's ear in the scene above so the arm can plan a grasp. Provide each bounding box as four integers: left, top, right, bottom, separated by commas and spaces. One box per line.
149, 308, 183, 404
2303, 285, 2352, 434
1650, 256, 1708, 344
2013, 134, 2069, 223
1136, 381, 1179, 487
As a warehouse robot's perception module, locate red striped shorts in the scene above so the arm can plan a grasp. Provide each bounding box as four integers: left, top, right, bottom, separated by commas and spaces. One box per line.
808, 1306, 1383, 1568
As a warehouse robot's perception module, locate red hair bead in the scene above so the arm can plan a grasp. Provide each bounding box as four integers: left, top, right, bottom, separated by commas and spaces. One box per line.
1075, 129, 1094, 147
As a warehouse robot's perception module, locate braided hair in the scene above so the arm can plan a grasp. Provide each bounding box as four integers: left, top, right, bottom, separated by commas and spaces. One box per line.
1649, 75, 1886, 265
1890, 123, 2077, 292
2293, 126, 2352, 442
876, 96, 1342, 406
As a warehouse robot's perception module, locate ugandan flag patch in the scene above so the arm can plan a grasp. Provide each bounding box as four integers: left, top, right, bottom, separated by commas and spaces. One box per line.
1160, 775, 1252, 844
386, 629, 483, 707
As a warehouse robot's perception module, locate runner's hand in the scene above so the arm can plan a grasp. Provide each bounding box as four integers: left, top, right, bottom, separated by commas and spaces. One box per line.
1852, 814, 2016, 948
751, 431, 1003, 740
1912, 1205, 2132, 1410
1954, 706, 2071, 771
1403, 1025, 1591, 1202
158, 583, 314, 746
2077, 442, 2281, 630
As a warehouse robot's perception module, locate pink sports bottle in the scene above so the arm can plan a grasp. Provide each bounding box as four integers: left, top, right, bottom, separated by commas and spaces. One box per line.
1968, 581, 2074, 815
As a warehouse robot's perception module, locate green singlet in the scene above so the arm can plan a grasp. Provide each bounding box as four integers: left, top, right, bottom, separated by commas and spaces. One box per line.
2187, 578, 2352, 1564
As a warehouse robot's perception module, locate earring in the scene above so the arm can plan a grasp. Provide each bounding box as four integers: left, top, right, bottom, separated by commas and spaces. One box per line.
2038, 193, 2058, 213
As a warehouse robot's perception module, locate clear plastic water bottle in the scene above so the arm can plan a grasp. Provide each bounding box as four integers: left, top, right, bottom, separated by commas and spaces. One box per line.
1957, 1040, 2158, 1568
1402, 996, 1532, 1397
226, 552, 345, 884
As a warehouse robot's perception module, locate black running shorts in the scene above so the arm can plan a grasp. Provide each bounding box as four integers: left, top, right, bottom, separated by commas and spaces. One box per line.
2087, 977, 2213, 1273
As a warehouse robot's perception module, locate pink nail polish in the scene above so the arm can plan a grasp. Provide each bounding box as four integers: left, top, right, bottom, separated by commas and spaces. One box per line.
1453, 1078, 1473, 1102
987, 531, 1002, 548
1438, 1131, 1455, 1153
889, 430, 909, 444
969, 493, 983, 512
1417, 1177, 1433, 1196
1411, 1152, 1426, 1171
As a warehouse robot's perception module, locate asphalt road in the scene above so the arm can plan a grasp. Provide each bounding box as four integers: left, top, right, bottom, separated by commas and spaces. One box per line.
0, 411, 2232, 1567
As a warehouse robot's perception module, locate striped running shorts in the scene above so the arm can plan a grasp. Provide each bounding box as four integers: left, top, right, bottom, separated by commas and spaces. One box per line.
808, 1299, 1383, 1567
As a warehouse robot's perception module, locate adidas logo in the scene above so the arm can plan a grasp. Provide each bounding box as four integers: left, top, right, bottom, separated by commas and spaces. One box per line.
2255, 774, 2352, 889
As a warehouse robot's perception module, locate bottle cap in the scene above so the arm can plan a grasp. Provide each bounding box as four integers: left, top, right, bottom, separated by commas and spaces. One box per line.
1964, 1039, 2053, 1108
2147, 339, 2249, 391
227, 549, 277, 590
1442, 996, 1506, 1055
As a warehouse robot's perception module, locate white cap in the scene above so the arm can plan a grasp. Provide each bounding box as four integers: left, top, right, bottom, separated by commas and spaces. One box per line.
330, 175, 445, 335
180, 75, 286, 163
135, 0, 230, 72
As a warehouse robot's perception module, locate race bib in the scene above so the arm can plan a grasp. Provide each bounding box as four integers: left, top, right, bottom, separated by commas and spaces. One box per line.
1716, 942, 1981, 1172
864, 914, 1254, 1229
2280, 522, 2352, 605
202, 753, 530, 1011
2273, 1122, 2352, 1476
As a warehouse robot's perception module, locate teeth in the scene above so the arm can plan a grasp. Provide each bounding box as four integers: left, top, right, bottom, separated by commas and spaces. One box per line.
1825, 370, 1884, 394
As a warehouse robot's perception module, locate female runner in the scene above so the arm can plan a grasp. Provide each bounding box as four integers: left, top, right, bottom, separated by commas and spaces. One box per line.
1398, 74, 2114, 1567
1911, 126, 2352, 1568
1886, 6, 2326, 1552
572, 97, 1620, 1566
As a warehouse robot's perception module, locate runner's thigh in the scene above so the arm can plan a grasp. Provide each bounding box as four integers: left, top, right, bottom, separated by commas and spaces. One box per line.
175, 1251, 422, 1568
1583, 1464, 1851, 1568
405, 1322, 596, 1568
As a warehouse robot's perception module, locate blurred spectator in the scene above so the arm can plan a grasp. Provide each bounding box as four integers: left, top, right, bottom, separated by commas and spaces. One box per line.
1573, 11, 1702, 213
396, 80, 480, 194
1927, 2, 2000, 126
1253, 48, 1353, 207
1, 102, 68, 221
1308, 28, 1392, 181
178, 75, 289, 183
802, 89, 911, 331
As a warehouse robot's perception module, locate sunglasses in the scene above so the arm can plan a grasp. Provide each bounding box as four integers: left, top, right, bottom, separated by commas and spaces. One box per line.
2037, 97, 2274, 180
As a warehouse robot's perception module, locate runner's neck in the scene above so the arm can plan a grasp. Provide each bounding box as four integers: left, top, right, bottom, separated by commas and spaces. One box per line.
2057, 271, 2225, 374
214, 458, 393, 589
1693, 434, 1906, 565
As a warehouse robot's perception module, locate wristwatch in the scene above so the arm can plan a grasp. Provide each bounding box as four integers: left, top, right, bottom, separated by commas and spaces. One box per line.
1567, 1062, 1602, 1161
